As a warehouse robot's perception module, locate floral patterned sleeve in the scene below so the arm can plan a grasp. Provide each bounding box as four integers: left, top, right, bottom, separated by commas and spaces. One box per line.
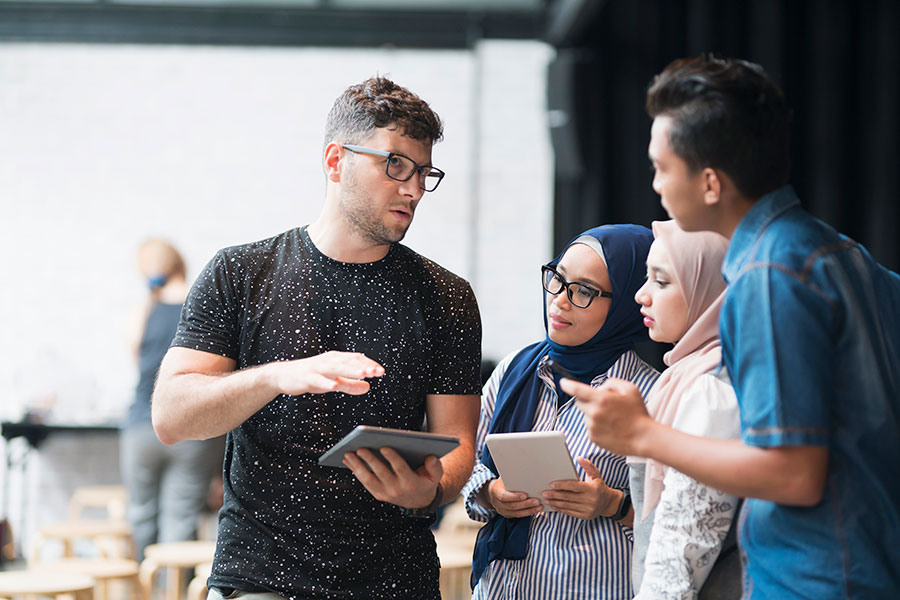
636, 372, 742, 599
637, 469, 738, 599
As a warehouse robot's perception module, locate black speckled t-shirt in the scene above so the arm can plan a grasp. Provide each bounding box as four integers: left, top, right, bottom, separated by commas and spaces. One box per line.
172, 226, 482, 599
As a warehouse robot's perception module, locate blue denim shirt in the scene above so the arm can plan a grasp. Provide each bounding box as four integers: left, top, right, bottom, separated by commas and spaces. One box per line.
720, 185, 900, 599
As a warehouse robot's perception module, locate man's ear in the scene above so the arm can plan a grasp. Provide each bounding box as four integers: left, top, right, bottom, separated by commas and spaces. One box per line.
702, 167, 722, 207
324, 142, 343, 183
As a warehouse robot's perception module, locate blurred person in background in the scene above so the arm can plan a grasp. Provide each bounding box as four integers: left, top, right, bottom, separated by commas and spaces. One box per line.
121, 238, 224, 561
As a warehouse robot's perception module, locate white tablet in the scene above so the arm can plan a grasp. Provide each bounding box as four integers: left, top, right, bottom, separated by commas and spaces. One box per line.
318, 425, 460, 470
485, 431, 578, 512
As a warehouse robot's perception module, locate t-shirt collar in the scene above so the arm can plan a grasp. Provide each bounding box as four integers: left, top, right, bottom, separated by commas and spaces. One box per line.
722, 184, 799, 284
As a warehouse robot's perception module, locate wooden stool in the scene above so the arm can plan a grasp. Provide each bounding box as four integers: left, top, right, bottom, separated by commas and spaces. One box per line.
32, 519, 134, 561
186, 562, 212, 600
69, 486, 128, 521
0, 569, 95, 600
140, 541, 216, 600
35, 558, 142, 600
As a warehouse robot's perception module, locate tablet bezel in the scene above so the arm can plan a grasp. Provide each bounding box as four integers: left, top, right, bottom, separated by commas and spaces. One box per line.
318, 425, 461, 470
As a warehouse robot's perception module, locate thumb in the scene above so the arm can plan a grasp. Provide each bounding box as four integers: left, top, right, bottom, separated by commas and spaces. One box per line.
577, 457, 605, 481
423, 455, 444, 482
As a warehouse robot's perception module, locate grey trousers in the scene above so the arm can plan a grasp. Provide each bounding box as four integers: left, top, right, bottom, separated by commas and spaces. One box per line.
120, 422, 224, 561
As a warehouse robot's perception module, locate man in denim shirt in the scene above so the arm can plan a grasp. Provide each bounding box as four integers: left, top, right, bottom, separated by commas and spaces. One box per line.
567, 56, 900, 598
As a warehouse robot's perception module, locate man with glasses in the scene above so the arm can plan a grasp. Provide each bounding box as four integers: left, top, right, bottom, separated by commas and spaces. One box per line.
151, 77, 482, 599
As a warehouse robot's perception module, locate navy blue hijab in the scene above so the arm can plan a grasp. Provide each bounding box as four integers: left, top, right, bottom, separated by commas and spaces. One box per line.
471, 224, 653, 588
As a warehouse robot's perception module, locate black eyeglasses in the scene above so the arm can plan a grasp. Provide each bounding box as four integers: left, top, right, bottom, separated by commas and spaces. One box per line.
342, 144, 446, 192
541, 265, 613, 308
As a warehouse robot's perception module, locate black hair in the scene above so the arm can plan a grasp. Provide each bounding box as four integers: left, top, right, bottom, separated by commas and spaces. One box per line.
646, 55, 793, 198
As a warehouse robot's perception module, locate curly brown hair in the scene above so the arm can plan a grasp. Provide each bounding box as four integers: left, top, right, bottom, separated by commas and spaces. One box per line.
324, 76, 443, 150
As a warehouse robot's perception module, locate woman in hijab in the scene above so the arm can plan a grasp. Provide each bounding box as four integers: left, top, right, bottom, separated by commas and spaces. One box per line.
629, 220, 741, 599
462, 224, 659, 600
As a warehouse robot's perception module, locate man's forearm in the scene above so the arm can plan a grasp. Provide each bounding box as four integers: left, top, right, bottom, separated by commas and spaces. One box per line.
437, 439, 476, 504
639, 423, 827, 506
152, 364, 277, 444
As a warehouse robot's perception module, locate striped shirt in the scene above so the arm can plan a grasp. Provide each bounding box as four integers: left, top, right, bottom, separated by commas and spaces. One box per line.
463, 350, 659, 600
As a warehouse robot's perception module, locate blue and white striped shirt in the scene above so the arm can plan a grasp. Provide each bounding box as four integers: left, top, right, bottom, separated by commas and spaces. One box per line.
462, 349, 659, 600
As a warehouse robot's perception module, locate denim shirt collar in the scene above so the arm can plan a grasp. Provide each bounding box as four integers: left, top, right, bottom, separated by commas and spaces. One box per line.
722, 185, 800, 283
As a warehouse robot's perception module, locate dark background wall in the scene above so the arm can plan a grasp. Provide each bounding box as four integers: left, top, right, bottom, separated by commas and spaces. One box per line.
549, 0, 900, 272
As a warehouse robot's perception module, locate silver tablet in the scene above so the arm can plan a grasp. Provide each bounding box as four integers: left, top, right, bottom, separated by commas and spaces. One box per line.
318, 425, 460, 470
485, 431, 578, 512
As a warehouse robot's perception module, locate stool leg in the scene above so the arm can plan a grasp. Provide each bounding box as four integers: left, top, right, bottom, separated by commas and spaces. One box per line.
166, 567, 185, 600
139, 559, 161, 600
130, 573, 145, 600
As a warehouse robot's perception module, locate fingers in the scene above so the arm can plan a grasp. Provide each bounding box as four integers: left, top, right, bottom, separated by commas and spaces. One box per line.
317, 351, 385, 380
494, 497, 543, 518
488, 479, 542, 518
576, 457, 604, 479
273, 351, 385, 396
332, 377, 371, 395
344, 447, 442, 509
560, 377, 593, 399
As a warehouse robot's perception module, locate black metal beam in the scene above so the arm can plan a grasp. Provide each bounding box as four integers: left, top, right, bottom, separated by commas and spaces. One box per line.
544, 0, 606, 47
0, 2, 544, 48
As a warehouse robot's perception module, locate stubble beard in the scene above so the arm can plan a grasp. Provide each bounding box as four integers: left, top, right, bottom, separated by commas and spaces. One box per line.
339, 174, 410, 246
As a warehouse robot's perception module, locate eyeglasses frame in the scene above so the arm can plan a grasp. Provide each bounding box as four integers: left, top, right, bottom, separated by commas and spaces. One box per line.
341, 144, 445, 192
541, 264, 613, 309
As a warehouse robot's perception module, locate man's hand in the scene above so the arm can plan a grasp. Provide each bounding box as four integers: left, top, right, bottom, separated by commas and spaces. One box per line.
343, 447, 443, 509
268, 351, 384, 396
541, 458, 620, 520
485, 477, 543, 519
563, 377, 656, 456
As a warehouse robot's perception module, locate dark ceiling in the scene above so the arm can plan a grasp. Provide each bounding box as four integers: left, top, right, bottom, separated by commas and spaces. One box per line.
0, 0, 603, 48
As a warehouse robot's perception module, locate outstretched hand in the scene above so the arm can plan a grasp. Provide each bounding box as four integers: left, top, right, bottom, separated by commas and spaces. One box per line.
269, 350, 384, 396
562, 377, 655, 456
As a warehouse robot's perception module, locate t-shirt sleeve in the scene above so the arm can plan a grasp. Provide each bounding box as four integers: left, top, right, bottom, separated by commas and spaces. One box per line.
171, 251, 241, 360
427, 281, 482, 395
722, 266, 835, 448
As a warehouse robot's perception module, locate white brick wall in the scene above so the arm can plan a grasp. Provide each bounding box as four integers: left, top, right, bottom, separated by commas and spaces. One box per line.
0, 39, 554, 553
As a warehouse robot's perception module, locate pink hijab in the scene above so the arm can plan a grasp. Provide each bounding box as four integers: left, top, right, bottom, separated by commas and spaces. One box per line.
636, 220, 729, 520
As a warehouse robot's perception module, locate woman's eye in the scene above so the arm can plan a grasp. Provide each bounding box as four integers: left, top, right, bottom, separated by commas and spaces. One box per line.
576, 284, 596, 297
655, 279, 669, 288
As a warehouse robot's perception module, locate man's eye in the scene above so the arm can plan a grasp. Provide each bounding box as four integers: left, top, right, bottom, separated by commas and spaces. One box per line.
388, 156, 402, 167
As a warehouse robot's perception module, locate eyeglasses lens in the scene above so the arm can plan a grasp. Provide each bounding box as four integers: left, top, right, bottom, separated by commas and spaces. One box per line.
571, 287, 593, 308
543, 269, 562, 294
386, 155, 443, 192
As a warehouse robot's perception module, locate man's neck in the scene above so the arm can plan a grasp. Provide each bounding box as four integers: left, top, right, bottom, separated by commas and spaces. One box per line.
307, 215, 391, 264
715, 192, 758, 240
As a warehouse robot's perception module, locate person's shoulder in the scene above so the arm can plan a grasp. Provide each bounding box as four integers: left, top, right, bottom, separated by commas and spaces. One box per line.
218, 228, 300, 259
608, 350, 660, 388
211, 228, 302, 273
756, 205, 846, 268
673, 368, 741, 439
394, 244, 472, 292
